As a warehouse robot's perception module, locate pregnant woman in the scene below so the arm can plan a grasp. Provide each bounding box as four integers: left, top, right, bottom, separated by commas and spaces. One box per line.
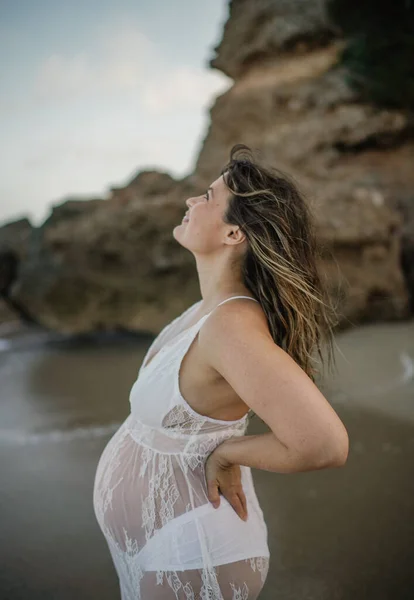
93, 144, 349, 599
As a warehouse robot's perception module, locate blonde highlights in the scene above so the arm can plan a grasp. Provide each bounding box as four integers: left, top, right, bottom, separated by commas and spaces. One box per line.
220, 144, 340, 384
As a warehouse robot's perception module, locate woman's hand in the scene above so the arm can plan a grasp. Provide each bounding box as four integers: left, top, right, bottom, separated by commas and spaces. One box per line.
204, 443, 248, 521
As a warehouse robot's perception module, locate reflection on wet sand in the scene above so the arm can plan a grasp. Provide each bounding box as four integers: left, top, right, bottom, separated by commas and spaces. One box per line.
0, 320, 413, 599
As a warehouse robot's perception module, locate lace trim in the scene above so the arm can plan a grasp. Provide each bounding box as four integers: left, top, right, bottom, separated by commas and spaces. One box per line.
141, 453, 180, 542
247, 556, 269, 585
154, 558, 270, 599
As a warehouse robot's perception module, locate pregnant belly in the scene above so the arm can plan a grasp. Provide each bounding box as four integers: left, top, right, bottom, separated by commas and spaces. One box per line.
92, 414, 268, 570
92, 416, 212, 554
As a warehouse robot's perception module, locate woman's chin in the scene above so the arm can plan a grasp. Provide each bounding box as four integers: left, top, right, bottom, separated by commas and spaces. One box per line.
172, 224, 194, 252
172, 222, 186, 240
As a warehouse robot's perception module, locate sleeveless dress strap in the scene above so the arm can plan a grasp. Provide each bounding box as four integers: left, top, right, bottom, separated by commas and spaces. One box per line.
215, 295, 259, 308
198, 295, 259, 324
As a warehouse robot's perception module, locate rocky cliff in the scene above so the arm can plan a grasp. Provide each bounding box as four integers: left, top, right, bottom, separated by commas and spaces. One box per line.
0, 0, 412, 334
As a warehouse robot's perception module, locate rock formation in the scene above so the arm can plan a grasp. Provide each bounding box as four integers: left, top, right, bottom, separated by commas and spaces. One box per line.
0, 0, 412, 333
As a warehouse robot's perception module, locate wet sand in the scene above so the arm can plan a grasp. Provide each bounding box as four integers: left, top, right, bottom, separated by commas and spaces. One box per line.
0, 319, 413, 599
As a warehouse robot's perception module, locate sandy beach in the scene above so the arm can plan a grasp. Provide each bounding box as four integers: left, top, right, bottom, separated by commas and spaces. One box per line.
0, 319, 413, 599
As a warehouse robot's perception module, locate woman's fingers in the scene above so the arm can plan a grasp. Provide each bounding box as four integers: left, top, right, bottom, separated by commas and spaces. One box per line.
207, 479, 221, 508
221, 488, 248, 521
238, 490, 248, 519
209, 482, 248, 520
205, 453, 247, 519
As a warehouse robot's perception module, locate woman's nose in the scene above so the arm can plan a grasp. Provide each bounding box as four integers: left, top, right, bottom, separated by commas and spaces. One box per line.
185, 197, 194, 209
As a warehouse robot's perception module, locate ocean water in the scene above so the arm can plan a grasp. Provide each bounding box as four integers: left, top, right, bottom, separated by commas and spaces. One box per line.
0, 319, 414, 600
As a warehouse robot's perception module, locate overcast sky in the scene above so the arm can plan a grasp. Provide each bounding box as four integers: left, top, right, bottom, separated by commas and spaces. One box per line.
0, 0, 231, 226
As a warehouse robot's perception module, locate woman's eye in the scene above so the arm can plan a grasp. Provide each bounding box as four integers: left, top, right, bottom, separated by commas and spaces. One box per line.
204, 191, 209, 200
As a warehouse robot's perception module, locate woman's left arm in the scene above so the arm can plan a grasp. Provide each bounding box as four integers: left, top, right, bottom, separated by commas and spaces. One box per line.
213, 428, 347, 475
204, 429, 346, 520
199, 302, 349, 472
200, 302, 349, 519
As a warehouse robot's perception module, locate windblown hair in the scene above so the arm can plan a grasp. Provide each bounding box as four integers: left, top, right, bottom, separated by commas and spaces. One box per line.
220, 144, 340, 384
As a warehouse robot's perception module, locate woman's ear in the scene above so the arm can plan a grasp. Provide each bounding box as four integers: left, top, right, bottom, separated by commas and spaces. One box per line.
225, 226, 246, 246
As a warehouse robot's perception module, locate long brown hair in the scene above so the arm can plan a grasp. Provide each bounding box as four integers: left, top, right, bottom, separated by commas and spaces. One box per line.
220, 144, 340, 384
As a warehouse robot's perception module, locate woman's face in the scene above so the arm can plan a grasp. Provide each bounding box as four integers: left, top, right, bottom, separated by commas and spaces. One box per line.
173, 174, 239, 254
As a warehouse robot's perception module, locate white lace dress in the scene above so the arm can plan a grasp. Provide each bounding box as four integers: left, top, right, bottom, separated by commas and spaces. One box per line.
93, 296, 270, 599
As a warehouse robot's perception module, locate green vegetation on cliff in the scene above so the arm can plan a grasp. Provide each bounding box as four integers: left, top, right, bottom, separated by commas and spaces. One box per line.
328, 0, 414, 108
